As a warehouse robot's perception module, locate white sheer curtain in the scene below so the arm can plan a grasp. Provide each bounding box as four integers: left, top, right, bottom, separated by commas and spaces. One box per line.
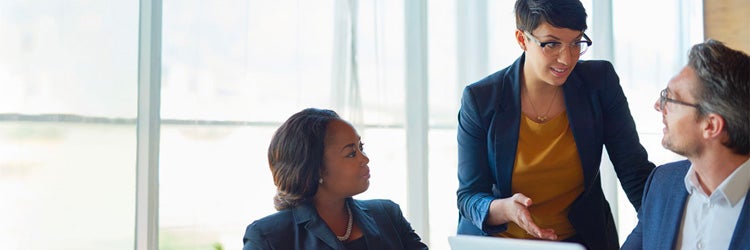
332, 0, 363, 125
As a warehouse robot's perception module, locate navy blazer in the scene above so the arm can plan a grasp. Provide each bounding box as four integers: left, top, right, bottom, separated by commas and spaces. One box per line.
456, 54, 655, 250
243, 199, 428, 250
622, 160, 750, 249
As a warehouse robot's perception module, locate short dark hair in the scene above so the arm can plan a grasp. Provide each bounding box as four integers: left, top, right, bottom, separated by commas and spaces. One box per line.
689, 39, 750, 155
514, 0, 588, 32
267, 108, 341, 210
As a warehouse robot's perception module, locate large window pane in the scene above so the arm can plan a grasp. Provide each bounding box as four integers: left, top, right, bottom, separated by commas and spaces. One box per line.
160, 1, 407, 249
161, 0, 335, 122
0, 1, 139, 249
611, 0, 696, 242
158, 124, 276, 249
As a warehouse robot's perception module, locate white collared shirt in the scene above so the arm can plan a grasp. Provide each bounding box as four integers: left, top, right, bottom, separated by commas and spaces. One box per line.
675, 158, 750, 250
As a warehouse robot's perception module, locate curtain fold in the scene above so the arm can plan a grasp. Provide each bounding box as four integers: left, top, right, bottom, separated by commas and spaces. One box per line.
332, 0, 363, 126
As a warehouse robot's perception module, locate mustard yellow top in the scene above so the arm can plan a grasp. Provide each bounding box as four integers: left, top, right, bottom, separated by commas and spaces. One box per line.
497, 111, 584, 240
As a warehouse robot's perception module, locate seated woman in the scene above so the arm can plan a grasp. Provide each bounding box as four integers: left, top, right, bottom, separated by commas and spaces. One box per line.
243, 108, 429, 250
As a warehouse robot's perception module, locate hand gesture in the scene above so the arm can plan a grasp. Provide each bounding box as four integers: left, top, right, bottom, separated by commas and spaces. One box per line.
488, 193, 558, 240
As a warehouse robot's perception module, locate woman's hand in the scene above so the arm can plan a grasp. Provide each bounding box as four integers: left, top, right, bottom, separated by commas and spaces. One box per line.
487, 193, 558, 240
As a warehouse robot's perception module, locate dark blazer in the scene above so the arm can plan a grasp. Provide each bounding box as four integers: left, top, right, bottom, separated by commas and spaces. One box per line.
243, 198, 428, 250
622, 160, 750, 249
456, 54, 655, 250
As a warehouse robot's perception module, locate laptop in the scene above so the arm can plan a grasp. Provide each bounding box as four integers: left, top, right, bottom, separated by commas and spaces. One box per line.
448, 235, 586, 250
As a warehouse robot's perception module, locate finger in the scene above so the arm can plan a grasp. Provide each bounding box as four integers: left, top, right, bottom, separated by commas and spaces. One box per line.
525, 223, 557, 240
538, 228, 558, 240
517, 211, 557, 240
512, 193, 533, 207
524, 220, 543, 238
516, 209, 539, 235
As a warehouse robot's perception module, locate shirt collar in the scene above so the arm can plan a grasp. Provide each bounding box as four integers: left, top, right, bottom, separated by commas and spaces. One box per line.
683, 158, 750, 206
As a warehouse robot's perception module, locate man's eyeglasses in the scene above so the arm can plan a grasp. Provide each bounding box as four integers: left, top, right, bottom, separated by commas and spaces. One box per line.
523, 31, 592, 56
658, 88, 701, 111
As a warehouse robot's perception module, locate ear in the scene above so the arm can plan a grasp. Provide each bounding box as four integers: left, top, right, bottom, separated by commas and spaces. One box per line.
701, 113, 725, 140
515, 29, 527, 51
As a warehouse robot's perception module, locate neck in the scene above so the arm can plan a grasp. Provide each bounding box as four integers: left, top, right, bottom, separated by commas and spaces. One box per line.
689, 150, 749, 195
522, 78, 560, 95
313, 195, 347, 214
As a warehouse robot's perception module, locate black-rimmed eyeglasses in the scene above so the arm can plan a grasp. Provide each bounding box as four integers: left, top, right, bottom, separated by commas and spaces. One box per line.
523, 31, 592, 56
658, 88, 701, 111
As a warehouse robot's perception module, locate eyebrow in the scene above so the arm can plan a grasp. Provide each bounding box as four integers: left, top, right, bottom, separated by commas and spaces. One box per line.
666, 87, 678, 97
340, 143, 356, 152
339, 137, 361, 152
538, 33, 584, 42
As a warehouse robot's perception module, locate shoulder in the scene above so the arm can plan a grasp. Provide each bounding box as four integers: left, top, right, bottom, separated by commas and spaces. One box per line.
244, 209, 295, 238
461, 60, 518, 115
465, 60, 517, 95
642, 160, 690, 193
243, 209, 298, 249
652, 160, 691, 178
354, 199, 404, 217
467, 67, 509, 89
464, 54, 524, 97
355, 199, 401, 210
574, 60, 615, 73
571, 60, 618, 88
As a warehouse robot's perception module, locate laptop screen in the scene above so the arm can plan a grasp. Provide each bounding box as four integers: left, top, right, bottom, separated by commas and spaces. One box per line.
448, 235, 586, 250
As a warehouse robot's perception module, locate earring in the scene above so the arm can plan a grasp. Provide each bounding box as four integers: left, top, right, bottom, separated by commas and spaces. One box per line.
319, 178, 323, 184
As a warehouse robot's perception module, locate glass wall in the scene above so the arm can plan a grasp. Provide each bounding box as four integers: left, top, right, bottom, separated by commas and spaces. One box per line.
0, 1, 139, 249
159, 1, 407, 249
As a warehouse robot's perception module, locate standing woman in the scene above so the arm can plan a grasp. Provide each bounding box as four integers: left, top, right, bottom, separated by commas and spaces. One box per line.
456, 0, 655, 249
243, 108, 428, 250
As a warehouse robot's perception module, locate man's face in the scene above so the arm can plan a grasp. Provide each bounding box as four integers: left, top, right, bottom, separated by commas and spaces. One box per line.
654, 66, 704, 157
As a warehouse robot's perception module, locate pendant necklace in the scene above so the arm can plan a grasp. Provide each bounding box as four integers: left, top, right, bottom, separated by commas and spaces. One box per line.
525, 86, 560, 122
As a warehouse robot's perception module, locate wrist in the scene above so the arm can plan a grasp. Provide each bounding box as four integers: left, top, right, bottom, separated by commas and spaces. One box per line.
486, 198, 510, 226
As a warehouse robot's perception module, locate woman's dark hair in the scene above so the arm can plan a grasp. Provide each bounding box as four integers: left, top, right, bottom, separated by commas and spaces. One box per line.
515, 0, 587, 32
267, 108, 341, 210
688, 39, 750, 155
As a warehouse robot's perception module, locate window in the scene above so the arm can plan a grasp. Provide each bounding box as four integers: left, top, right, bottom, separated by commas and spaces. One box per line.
0, 1, 139, 249
159, 1, 408, 249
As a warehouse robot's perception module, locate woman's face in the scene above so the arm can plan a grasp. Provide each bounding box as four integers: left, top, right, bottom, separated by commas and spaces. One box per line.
318, 119, 370, 198
516, 21, 585, 86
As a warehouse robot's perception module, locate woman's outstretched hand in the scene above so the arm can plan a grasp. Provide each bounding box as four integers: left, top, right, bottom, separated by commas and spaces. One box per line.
487, 193, 558, 240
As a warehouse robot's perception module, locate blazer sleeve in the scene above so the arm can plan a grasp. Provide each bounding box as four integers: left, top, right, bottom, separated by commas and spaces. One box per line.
597, 61, 655, 211
620, 165, 657, 250
456, 85, 506, 234
379, 200, 429, 250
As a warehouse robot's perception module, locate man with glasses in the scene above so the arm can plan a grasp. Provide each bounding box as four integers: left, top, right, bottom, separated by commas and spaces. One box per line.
623, 40, 750, 249
456, 0, 655, 249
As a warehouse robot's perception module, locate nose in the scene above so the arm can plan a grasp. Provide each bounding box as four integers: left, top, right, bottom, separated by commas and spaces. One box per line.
654, 98, 663, 113
361, 152, 370, 165
556, 46, 575, 65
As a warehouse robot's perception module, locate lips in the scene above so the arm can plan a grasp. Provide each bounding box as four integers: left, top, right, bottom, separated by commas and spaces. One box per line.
550, 66, 568, 77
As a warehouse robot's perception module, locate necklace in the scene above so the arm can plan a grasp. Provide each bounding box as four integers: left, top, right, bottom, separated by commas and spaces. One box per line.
336, 203, 353, 241
525, 86, 560, 122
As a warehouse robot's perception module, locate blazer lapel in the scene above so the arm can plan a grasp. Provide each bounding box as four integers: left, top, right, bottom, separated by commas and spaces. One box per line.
657, 171, 689, 249
729, 190, 750, 248
561, 71, 599, 186
494, 55, 523, 196
351, 200, 384, 248
294, 204, 340, 249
